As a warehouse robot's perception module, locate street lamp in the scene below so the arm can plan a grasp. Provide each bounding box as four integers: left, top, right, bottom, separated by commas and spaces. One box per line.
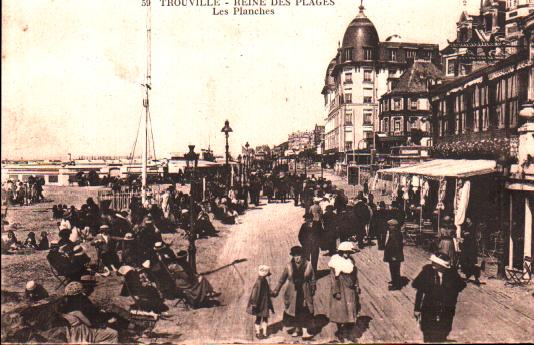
185, 144, 199, 273
221, 120, 233, 191
237, 154, 242, 186
245, 142, 250, 181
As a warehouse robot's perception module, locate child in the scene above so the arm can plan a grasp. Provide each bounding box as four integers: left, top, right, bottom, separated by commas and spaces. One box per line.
246, 265, 275, 339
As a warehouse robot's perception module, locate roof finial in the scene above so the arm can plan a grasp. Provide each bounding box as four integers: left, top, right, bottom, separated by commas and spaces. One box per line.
359, 0, 365, 12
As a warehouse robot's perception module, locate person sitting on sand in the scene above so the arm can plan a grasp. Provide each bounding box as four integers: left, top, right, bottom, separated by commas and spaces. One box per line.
24, 280, 49, 303
23, 231, 39, 249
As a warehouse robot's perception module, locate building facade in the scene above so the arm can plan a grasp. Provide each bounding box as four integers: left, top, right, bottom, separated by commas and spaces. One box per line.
441, 0, 534, 78
378, 60, 443, 150
322, 3, 440, 162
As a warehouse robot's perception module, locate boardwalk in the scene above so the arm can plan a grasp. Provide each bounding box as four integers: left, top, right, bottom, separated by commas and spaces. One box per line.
161, 200, 534, 344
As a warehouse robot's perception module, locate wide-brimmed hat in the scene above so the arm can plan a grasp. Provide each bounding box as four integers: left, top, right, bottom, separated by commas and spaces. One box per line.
430, 253, 451, 269
73, 245, 85, 256
25, 280, 36, 291
176, 250, 188, 260
313, 197, 322, 203
118, 265, 134, 276
154, 242, 164, 250
337, 242, 356, 253
290, 246, 303, 256
99, 224, 110, 232
258, 265, 271, 277
124, 233, 134, 240
387, 219, 399, 227
65, 281, 84, 296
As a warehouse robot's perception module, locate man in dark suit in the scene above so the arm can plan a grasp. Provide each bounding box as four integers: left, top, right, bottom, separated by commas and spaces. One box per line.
353, 195, 371, 249
383, 219, 404, 290
412, 253, 466, 343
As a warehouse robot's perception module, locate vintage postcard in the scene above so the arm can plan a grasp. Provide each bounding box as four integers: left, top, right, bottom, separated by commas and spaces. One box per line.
2, 0, 533, 344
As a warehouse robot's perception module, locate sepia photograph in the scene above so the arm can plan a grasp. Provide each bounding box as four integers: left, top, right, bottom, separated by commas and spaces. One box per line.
1, 0, 533, 343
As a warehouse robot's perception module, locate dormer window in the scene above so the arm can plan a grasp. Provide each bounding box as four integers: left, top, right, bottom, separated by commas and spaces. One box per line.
344, 48, 353, 62
406, 49, 417, 59
364, 48, 373, 61
388, 49, 397, 62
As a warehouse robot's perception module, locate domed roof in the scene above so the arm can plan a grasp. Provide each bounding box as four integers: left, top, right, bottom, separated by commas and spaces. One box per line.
341, 5, 379, 52
324, 57, 337, 87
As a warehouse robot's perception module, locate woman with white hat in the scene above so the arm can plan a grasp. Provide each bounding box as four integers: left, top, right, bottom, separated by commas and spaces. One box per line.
328, 242, 361, 342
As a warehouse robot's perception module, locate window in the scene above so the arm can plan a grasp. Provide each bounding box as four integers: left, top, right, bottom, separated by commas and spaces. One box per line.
364, 48, 373, 61
394, 118, 402, 133
363, 70, 372, 82
406, 49, 417, 59
363, 110, 373, 125
344, 110, 353, 125
393, 98, 401, 110
345, 141, 353, 151
48, 175, 58, 183
344, 72, 352, 83
388, 49, 397, 61
447, 59, 456, 75
344, 48, 353, 62
388, 69, 397, 77
345, 93, 352, 104
364, 96, 373, 104
383, 118, 389, 132
410, 99, 418, 110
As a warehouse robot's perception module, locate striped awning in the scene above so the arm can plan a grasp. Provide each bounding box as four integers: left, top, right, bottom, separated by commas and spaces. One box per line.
377, 159, 497, 179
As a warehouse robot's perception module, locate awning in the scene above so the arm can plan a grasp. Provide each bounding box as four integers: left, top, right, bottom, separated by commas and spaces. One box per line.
377, 159, 497, 179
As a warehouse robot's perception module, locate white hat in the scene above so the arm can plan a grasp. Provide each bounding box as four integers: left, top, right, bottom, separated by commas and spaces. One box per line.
118, 265, 134, 276
154, 242, 163, 249
313, 197, 322, 203
337, 242, 356, 253
430, 254, 451, 269
124, 233, 134, 240
142, 260, 151, 269
25, 280, 36, 291
73, 245, 85, 256
258, 265, 271, 277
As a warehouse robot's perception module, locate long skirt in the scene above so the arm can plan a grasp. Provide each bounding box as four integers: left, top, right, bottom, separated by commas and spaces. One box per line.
282, 290, 314, 329
66, 324, 118, 344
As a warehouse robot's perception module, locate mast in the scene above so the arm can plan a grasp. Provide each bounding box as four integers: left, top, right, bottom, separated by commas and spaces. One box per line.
142, 4, 152, 204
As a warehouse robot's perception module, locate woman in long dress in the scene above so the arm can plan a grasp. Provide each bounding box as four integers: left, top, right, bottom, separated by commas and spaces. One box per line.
328, 242, 361, 342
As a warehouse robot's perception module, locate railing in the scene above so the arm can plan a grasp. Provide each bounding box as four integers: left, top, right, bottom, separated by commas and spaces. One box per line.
97, 185, 168, 210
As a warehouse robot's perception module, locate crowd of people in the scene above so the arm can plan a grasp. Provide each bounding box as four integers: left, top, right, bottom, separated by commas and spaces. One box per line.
245, 173, 472, 343
2, 177, 45, 206
2, 166, 489, 343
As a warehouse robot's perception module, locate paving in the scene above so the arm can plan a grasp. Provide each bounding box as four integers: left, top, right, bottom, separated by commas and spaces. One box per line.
165, 199, 534, 344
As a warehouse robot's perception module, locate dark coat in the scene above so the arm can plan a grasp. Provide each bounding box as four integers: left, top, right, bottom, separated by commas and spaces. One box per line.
274, 260, 316, 316
246, 276, 274, 317
383, 229, 404, 262
412, 264, 466, 334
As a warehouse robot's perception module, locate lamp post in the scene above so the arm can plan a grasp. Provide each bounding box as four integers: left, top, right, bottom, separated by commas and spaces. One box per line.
245, 142, 250, 182
221, 120, 233, 191
185, 144, 199, 273
237, 154, 242, 186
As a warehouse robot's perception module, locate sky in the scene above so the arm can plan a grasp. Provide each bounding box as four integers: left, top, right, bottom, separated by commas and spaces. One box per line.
1, 0, 481, 160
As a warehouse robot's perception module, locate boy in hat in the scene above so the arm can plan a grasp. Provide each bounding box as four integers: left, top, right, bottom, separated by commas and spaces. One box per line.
412, 253, 466, 343
247, 265, 276, 339
298, 214, 321, 273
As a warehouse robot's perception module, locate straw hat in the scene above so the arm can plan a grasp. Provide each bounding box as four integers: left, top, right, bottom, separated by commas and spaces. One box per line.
258, 265, 271, 277
25, 281, 36, 291
124, 233, 134, 240
154, 242, 164, 250
430, 253, 451, 269
118, 265, 134, 276
337, 242, 356, 253
64, 282, 84, 296
73, 245, 85, 256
